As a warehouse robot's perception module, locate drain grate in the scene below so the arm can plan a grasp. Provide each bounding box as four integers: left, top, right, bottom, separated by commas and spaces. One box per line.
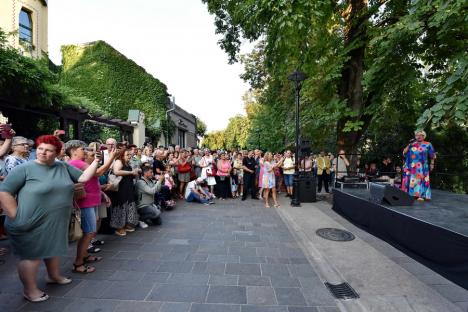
325, 282, 360, 299
316, 228, 355, 242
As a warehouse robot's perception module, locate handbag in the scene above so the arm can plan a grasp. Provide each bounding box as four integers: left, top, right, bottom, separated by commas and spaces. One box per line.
69, 202, 83, 242
107, 171, 122, 192
177, 162, 191, 173
73, 183, 86, 200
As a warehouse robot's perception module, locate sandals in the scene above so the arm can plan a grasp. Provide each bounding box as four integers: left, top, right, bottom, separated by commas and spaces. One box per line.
83, 255, 103, 263
274, 204, 280, 208
23, 292, 49, 303
72, 263, 96, 274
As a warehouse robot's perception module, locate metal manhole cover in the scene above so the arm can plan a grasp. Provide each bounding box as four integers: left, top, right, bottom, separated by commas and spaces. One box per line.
316, 228, 355, 242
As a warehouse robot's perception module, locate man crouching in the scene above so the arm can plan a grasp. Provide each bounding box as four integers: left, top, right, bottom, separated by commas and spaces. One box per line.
135, 166, 163, 226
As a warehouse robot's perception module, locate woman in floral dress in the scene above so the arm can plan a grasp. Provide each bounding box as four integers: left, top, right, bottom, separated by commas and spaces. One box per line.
402, 130, 436, 201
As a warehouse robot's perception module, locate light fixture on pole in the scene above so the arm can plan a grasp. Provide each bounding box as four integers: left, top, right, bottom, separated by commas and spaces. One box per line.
288, 70, 307, 207
165, 96, 175, 147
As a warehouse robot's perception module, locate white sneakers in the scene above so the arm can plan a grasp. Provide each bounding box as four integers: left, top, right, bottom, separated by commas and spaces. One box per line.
139, 221, 149, 229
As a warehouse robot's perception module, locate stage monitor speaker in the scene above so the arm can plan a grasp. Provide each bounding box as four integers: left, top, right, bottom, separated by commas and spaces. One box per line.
298, 173, 316, 203
369, 182, 414, 206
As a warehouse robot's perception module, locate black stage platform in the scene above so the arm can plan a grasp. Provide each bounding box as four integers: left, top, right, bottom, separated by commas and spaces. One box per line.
333, 188, 468, 289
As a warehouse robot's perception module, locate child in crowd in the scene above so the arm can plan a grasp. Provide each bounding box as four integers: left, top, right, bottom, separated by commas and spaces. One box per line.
164, 165, 175, 190
231, 168, 239, 198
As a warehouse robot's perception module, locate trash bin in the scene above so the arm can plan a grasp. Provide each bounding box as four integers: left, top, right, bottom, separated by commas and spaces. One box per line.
298, 172, 316, 203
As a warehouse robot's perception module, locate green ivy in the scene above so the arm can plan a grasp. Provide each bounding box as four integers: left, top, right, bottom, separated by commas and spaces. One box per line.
60, 41, 169, 136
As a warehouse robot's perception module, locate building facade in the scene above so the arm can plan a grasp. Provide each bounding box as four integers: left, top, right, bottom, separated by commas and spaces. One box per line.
156, 103, 197, 148
0, 0, 48, 58
168, 104, 197, 148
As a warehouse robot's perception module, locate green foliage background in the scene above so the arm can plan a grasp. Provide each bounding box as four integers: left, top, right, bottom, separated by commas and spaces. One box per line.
60, 41, 169, 138
202, 0, 467, 193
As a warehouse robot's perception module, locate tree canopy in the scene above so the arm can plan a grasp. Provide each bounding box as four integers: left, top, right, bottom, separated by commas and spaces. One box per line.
202, 0, 467, 192
202, 0, 466, 146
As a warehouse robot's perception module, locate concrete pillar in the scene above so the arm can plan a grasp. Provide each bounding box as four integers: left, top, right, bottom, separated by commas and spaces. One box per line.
131, 111, 145, 147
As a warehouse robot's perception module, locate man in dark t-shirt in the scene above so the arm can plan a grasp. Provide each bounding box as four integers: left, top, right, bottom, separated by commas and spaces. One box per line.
379, 156, 395, 178
153, 150, 166, 175
242, 151, 258, 200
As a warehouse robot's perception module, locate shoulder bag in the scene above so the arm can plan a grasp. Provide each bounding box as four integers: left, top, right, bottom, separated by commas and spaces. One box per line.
69, 201, 83, 242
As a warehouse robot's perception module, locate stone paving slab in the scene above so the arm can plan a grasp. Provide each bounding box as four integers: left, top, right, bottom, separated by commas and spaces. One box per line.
0, 198, 338, 312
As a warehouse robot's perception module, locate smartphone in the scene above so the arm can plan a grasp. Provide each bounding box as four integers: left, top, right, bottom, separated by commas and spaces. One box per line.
1, 124, 12, 139
99, 145, 108, 151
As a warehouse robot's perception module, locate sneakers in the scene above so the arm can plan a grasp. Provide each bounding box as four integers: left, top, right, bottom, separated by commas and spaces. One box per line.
91, 238, 105, 246
139, 221, 149, 229
115, 229, 126, 236
87, 245, 101, 253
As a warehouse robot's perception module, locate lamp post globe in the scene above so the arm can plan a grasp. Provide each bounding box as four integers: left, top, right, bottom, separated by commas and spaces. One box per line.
288, 70, 307, 207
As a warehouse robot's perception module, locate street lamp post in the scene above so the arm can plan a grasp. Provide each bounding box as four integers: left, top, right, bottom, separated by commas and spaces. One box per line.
288, 70, 307, 207
165, 97, 175, 148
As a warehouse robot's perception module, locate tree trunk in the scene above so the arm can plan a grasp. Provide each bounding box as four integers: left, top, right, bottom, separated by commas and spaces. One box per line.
336, 0, 372, 174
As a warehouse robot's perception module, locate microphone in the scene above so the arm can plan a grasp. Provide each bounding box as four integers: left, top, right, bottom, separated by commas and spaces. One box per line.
409, 139, 416, 144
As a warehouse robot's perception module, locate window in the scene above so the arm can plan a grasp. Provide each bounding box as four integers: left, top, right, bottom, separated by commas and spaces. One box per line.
19, 9, 33, 44
178, 129, 186, 148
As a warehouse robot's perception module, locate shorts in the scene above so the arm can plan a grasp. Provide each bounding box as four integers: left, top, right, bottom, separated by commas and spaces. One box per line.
80, 207, 97, 234
283, 174, 294, 187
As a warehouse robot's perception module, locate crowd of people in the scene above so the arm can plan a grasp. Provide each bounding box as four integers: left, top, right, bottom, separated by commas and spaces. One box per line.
0, 125, 434, 303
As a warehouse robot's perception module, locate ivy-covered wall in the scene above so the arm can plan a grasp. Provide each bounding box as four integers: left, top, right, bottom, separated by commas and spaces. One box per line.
60, 41, 169, 134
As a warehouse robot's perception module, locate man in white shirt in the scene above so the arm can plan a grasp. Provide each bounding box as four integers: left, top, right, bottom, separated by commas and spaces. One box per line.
185, 178, 213, 205
103, 138, 117, 163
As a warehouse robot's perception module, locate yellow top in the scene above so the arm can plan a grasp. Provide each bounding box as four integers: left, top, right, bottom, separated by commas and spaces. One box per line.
283, 157, 295, 175
316, 156, 331, 175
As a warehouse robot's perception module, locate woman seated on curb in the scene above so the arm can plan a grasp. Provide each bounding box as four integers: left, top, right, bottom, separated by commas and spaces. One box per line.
185, 178, 215, 205
66, 140, 117, 274
135, 166, 163, 225
0, 135, 99, 303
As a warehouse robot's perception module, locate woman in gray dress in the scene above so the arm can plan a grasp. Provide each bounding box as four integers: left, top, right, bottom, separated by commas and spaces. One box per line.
0, 135, 100, 303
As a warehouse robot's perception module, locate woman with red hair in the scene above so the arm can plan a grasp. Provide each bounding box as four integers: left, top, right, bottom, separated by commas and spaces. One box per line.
0, 135, 100, 303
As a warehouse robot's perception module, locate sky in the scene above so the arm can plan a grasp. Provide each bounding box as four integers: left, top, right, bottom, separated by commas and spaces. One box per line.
48, 0, 251, 132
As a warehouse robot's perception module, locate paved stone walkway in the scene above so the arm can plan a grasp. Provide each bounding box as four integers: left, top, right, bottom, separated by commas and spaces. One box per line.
0, 198, 338, 312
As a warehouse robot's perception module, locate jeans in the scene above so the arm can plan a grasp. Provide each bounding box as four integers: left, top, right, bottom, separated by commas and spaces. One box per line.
283, 174, 294, 187
186, 191, 210, 204
137, 204, 161, 221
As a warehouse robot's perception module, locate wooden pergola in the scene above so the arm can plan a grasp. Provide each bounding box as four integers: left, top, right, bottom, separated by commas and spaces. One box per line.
0, 98, 134, 142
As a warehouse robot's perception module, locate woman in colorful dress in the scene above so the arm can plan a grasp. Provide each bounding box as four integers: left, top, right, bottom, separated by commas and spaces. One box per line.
402, 130, 436, 201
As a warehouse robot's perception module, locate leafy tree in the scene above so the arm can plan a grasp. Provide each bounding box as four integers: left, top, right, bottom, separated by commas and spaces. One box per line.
202, 0, 467, 165
202, 130, 226, 150
196, 118, 207, 138
0, 28, 62, 108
